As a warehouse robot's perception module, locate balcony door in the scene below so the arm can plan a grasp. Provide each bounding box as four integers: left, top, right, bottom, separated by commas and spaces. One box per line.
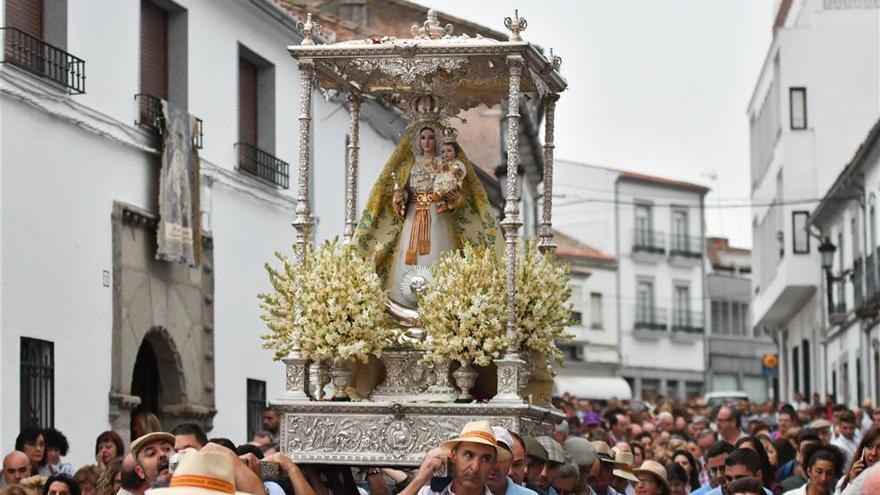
673, 284, 690, 326
672, 208, 688, 252
636, 280, 654, 323
635, 204, 652, 247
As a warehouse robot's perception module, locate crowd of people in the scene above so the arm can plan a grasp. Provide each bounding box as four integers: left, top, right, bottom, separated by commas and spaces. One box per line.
3, 395, 880, 495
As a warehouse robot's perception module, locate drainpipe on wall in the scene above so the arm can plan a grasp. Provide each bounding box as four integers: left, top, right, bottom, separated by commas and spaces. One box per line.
615, 179, 624, 383
859, 181, 870, 405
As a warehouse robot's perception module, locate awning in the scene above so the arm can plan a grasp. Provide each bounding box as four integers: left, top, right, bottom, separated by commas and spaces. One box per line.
554, 376, 633, 401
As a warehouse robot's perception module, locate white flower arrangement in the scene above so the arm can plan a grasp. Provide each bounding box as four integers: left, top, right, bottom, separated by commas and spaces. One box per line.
259, 238, 393, 364
513, 240, 574, 365
418, 244, 510, 367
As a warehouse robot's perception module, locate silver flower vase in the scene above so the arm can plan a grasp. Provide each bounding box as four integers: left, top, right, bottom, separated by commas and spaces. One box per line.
452, 361, 478, 402
329, 358, 354, 401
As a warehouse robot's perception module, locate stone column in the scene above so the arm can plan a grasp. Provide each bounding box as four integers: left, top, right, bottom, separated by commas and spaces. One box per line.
343, 93, 361, 244
539, 95, 558, 253
292, 59, 315, 264
492, 55, 526, 404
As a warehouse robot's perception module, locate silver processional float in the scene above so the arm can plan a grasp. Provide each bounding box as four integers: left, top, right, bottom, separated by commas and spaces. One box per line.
266, 8, 568, 467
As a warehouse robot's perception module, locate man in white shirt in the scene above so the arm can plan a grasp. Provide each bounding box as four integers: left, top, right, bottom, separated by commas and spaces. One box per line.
831, 411, 859, 466
402, 421, 511, 495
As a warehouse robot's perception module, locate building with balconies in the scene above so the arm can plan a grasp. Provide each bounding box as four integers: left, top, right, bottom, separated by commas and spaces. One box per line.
706, 238, 776, 402
0, 0, 409, 464
553, 160, 709, 401
748, 0, 880, 404
808, 118, 880, 408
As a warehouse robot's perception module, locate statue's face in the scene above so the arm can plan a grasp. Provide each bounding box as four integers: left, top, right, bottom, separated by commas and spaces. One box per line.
420, 129, 437, 155
441, 144, 456, 161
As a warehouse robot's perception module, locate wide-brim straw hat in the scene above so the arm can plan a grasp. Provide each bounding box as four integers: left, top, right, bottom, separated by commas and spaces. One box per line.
634, 460, 671, 495
440, 421, 511, 462
611, 449, 639, 483
147, 451, 251, 495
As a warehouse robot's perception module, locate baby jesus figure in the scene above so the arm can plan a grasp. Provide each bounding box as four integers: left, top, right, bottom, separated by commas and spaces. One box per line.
435, 141, 467, 213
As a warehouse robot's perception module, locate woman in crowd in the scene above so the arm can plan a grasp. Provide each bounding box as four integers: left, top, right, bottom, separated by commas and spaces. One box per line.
727, 478, 765, 495
93, 431, 123, 468
73, 466, 100, 495
634, 460, 671, 495
770, 438, 796, 485
15, 427, 45, 476
782, 444, 844, 495
131, 411, 161, 441
42, 429, 73, 476
671, 450, 700, 492
836, 425, 880, 492
665, 463, 689, 495
43, 474, 80, 495
631, 442, 646, 470
95, 459, 121, 495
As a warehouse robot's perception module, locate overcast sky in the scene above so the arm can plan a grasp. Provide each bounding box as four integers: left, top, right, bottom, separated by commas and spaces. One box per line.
419, 0, 776, 247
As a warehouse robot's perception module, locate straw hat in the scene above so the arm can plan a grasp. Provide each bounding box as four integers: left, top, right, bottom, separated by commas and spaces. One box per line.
146, 451, 251, 495
634, 460, 671, 495
131, 432, 175, 458
440, 421, 511, 461
611, 449, 639, 483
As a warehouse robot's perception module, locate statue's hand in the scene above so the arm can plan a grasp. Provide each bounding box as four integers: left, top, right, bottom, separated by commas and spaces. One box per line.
442, 189, 460, 207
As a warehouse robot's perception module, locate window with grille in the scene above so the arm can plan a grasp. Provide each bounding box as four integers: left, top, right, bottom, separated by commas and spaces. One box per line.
246, 379, 266, 441
20, 337, 54, 428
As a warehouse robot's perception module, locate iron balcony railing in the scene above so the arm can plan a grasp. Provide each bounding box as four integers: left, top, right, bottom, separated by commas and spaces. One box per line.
134, 94, 203, 149
1, 27, 85, 94
867, 252, 877, 301
635, 306, 667, 331
671, 310, 704, 333
236, 143, 290, 189
633, 229, 666, 255
670, 234, 703, 258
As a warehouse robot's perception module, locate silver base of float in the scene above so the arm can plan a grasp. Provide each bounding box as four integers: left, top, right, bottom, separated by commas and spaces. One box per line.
272, 400, 562, 466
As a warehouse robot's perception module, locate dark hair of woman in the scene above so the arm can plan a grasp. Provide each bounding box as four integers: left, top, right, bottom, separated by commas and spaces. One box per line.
43, 473, 80, 495
803, 444, 845, 478
849, 426, 880, 473
735, 436, 773, 488
726, 477, 764, 494
772, 438, 796, 471
672, 449, 701, 491
94, 431, 124, 458
42, 428, 70, 457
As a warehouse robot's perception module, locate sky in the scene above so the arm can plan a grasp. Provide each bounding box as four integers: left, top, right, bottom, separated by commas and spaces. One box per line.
419, 0, 777, 248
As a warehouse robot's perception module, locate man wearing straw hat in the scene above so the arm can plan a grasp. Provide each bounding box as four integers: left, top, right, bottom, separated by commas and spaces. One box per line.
610, 447, 638, 495
402, 420, 511, 495
588, 442, 619, 495
145, 448, 266, 495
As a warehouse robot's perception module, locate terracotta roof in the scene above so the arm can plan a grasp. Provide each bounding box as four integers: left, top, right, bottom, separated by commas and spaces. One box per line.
618, 171, 709, 194
706, 237, 750, 265
553, 230, 616, 264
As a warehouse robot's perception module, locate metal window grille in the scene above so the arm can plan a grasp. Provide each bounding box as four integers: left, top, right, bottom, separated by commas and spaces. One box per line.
246, 379, 266, 441
20, 337, 54, 428
134, 93, 204, 149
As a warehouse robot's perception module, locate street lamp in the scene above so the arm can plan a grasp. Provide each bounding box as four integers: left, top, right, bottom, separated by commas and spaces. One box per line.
818, 236, 836, 271
818, 237, 851, 315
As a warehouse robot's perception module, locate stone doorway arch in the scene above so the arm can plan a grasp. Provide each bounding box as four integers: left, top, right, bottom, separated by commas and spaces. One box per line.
109, 204, 216, 444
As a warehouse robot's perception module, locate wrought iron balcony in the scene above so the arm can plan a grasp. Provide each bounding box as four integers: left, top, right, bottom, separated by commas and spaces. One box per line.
633, 229, 666, 255
1, 27, 85, 94
134, 93, 204, 149
635, 306, 667, 331
854, 257, 864, 309
867, 252, 877, 300
236, 143, 290, 189
671, 310, 704, 333
669, 234, 703, 258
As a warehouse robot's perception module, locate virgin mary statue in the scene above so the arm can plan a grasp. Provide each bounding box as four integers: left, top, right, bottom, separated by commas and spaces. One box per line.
354, 116, 501, 310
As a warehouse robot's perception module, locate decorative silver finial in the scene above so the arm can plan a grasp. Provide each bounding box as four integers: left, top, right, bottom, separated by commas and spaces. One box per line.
504, 10, 527, 41
411, 9, 454, 39
549, 48, 562, 70
301, 13, 322, 45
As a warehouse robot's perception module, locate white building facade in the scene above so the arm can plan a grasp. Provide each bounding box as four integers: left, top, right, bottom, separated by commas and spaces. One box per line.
748, 0, 880, 404
553, 160, 708, 401
1, 0, 400, 466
